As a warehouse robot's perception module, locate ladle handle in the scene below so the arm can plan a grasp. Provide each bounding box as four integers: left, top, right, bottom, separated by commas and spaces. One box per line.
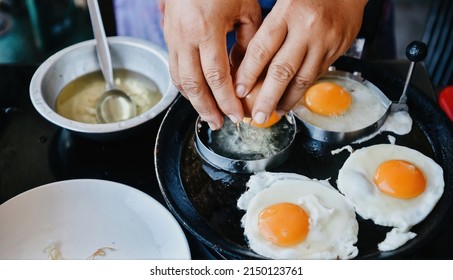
399, 41, 428, 105
87, 0, 115, 90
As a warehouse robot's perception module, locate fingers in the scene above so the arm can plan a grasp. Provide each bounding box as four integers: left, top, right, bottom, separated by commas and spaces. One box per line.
251, 31, 308, 123
164, 0, 367, 130
232, 0, 367, 125
199, 33, 244, 124
234, 13, 287, 98
178, 46, 224, 130
164, 1, 263, 129
277, 48, 327, 115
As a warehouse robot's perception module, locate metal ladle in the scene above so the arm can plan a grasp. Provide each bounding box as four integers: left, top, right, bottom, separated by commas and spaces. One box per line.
87, 0, 137, 123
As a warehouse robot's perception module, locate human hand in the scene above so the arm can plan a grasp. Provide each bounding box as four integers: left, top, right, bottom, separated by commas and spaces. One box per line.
233, 0, 368, 125
230, 45, 281, 128
163, 0, 262, 130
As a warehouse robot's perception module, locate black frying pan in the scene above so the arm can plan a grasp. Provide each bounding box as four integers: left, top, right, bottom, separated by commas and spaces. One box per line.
155, 56, 453, 259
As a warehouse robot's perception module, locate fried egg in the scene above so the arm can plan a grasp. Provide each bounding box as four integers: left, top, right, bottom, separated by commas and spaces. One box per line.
337, 144, 444, 251
237, 172, 359, 259
292, 76, 388, 132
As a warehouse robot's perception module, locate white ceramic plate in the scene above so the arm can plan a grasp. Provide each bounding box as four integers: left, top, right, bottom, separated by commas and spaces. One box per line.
0, 179, 191, 260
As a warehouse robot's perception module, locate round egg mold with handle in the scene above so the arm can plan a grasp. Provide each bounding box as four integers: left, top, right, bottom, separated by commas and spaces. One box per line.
293, 67, 392, 144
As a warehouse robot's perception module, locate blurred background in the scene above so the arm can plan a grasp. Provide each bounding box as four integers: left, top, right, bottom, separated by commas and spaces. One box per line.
0, 0, 449, 86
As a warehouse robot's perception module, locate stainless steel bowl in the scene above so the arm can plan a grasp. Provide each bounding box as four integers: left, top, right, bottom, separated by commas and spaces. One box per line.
29, 36, 178, 140
194, 113, 297, 174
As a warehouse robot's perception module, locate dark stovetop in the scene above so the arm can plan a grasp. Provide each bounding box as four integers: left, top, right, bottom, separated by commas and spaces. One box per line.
0, 63, 452, 259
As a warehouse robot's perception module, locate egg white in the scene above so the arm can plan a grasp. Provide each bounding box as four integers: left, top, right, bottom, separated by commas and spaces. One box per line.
352, 110, 413, 144
337, 144, 444, 251
237, 172, 359, 259
292, 76, 388, 132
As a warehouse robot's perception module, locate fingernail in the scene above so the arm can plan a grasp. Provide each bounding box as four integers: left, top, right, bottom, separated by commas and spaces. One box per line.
228, 114, 240, 124
207, 121, 220, 131
235, 84, 246, 97
276, 109, 287, 117
253, 112, 267, 124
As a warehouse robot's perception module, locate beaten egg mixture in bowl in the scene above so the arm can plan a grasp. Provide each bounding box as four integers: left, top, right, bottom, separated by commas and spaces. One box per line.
30, 36, 178, 141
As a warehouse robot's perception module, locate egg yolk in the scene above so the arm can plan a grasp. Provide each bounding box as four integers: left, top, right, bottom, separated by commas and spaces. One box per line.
258, 202, 309, 246
374, 160, 426, 199
304, 82, 352, 116
241, 95, 282, 128
239, 72, 282, 128
242, 111, 281, 128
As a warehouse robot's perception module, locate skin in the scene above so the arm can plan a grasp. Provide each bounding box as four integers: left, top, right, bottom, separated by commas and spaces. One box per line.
163, 0, 368, 129
163, 0, 262, 130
